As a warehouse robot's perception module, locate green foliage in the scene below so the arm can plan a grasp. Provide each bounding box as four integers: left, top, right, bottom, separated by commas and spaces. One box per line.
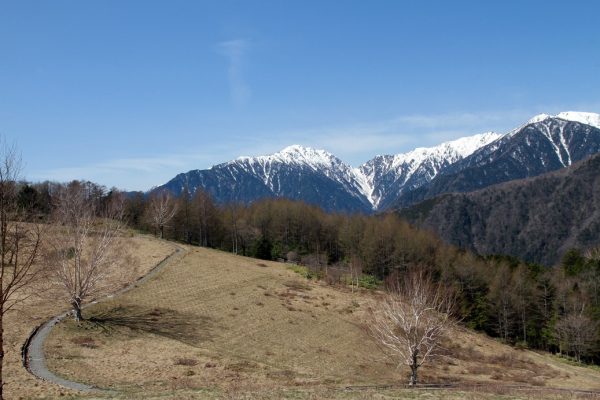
562, 248, 586, 276
464, 292, 489, 330
287, 265, 317, 280
357, 274, 382, 290
270, 241, 284, 260
253, 237, 273, 260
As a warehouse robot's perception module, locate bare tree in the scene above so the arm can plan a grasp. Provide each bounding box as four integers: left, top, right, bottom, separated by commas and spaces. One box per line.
147, 190, 177, 239
370, 270, 455, 386
348, 255, 362, 293
583, 245, 600, 261
0, 144, 44, 400
554, 304, 598, 362
191, 189, 217, 247
49, 182, 124, 321
223, 203, 242, 254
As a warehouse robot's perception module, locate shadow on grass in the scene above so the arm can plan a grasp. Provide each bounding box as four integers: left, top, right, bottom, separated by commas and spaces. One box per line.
87, 305, 214, 347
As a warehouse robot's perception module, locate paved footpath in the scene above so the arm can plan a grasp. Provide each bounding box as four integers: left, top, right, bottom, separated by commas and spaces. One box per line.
23, 241, 186, 394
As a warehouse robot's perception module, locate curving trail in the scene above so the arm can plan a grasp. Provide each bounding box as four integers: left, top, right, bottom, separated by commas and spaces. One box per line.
22, 242, 186, 394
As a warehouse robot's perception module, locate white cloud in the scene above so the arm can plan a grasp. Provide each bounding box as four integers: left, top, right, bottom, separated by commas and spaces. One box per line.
218, 39, 251, 106
29, 153, 216, 191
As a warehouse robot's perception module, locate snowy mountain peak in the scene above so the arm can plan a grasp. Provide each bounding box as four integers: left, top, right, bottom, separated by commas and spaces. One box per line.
382, 131, 501, 170
356, 131, 501, 209
277, 145, 338, 165
158, 111, 600, 214
556, 111, 600, 129
528, 113, 553, 124
527, 111, 600, 129
234, 145, 339, 169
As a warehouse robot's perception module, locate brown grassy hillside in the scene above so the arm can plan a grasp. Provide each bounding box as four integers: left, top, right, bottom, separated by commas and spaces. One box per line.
44, 245, 600, 399
4, 234, 175, 399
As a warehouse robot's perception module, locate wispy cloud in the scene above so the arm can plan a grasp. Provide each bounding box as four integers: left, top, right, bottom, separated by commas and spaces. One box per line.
29, 153, 216, 191
218, 39, 251, 106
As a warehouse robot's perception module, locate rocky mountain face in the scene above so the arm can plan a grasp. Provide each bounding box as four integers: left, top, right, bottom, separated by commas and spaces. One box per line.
157, 112, 600, 215
393, 112, 600, 208
359, 132, 500, 210
398, 152, 600, 266
158, 134, 499, 213
160, 145, 373, 213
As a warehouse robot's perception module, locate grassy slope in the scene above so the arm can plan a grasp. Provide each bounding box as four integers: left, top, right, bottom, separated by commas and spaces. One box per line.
4, 234, 175, 400
43, 245, 600, 399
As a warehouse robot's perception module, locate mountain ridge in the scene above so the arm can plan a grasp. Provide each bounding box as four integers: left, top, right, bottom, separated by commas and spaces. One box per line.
398, 151, 600, 265
156, 111, 600, 214
392, 113, 600, 208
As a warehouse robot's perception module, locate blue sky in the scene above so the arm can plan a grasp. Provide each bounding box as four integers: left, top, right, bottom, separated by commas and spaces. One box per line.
1, 1, 600, 190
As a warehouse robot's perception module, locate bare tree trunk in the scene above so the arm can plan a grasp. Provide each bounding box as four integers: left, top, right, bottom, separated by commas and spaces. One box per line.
522, 310, 527, 344
409, 349, 419, 386
0, 142, 44, 398
71, 298, 83, 321
409, 362, 418, 386
0, 311, 4, 400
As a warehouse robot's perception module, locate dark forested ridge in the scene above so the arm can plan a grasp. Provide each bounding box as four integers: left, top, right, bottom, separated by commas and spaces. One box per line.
399, 152, 600, 266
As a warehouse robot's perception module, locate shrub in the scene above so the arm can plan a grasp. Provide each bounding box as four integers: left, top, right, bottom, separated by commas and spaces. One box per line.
288, 265, 317, 279
358, 274, 382, 289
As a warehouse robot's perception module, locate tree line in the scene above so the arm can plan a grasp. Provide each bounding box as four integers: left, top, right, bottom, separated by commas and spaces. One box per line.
15, 182, 600, 364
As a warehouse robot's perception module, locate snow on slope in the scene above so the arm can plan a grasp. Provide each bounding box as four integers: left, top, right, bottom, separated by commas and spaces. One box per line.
528, 111, 600, 129
235, 145, 338, 170
519, 112, 600, 167
556, 111, 600, 129
180, 111, 600, 211
231, 145, 371, 204
356, 132, 501, 208
219, 132, 502, 210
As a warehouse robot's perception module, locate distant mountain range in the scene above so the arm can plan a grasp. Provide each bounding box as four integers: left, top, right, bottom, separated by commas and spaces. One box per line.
157, 111, 600, 215
399, 151, 600, 266
393, 112, 600, 209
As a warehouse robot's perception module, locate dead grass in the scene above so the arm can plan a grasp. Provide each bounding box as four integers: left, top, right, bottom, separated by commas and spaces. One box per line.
39, 245, 600, 399
174, 357, 199, 366
2, 233, 175, 399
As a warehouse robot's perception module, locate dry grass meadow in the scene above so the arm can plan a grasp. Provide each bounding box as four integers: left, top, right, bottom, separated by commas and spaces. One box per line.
4, 233, 175, 400
34, 243, 600, 399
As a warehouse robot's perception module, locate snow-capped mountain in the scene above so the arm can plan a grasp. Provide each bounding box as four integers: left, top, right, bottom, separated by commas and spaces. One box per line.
527, 111, 600, 129
232, 145, 371, 206
157, 111, 600, 213
158, 134, 498, 213
358, 132, 501, 210
393, 111, 600, 208
160, 145, 373, 212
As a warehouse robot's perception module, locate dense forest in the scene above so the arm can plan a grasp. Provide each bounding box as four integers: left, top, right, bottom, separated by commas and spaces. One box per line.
399, 152, 600, 266
17, 180, 600, 364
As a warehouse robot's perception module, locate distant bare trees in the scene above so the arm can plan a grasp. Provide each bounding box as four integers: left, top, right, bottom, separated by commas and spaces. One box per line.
147, 190, 177, 239
370, 270, 455, 386
555, 310, 598, 363
49, 182, 124, 321
191, 189, 217, 247
0, 143, 44, 400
